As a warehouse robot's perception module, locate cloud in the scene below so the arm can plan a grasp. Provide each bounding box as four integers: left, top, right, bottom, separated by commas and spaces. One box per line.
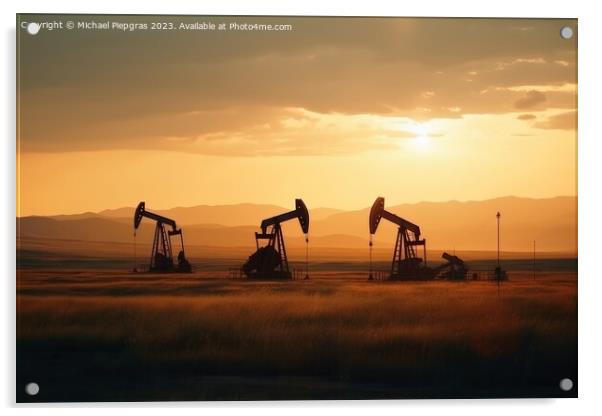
177, 109, 421, 156
534, 111, 577, 130
517, 114, 536, 120
514, 90, 547, 109
18, 16, 577, 153
495, 57, 546, 71
21, 105, 422, 156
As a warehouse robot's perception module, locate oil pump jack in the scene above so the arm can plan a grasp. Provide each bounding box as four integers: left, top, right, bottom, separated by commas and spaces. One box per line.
369, 197, 433, 280
243, 199, 309, 279
133, 202, 192, 273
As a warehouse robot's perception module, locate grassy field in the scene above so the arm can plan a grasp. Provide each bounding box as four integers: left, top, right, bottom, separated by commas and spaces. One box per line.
16, 268, 577, 402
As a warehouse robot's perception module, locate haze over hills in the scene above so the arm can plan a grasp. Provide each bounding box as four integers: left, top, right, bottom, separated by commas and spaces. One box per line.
17, 196, 577, 254
311, 196, 577, 252
65, 203, 291, 227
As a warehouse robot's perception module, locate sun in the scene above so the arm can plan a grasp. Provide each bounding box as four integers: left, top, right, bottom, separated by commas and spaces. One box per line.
412, 134, 432, 151
408, 123, 432, 152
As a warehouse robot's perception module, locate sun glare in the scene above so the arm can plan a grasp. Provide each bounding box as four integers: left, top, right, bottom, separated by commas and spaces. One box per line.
412, 134, 431, 151
407, 123, 432, 152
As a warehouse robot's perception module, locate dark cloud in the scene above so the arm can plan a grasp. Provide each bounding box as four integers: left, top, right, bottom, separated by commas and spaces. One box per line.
18, 15, 577, 153
514, 90, 547, 109
517, 114, 537, 120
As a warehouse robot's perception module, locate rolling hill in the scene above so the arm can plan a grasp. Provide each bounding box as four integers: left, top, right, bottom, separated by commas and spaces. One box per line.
18, 196, 577, 253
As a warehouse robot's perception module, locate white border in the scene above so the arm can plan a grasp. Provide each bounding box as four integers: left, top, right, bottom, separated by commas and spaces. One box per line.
3, 0, 601, 414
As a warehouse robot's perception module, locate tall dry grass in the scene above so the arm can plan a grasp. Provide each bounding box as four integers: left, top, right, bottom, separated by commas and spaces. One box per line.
16, 271, 577, 400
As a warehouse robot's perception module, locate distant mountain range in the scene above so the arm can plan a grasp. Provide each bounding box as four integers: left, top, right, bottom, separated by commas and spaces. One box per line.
17, 196, 577, 253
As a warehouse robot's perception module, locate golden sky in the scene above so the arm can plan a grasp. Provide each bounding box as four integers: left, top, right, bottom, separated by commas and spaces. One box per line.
17, 16, 577, 216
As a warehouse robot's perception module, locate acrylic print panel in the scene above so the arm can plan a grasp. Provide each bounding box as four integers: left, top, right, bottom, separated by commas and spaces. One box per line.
16, 15, 577, 402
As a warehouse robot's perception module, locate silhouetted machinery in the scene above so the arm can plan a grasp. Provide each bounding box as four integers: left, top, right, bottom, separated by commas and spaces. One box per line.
243, 199, 309, 279
133, 202, 192, 273
369, 197, 433, 280
433, 252, 469, 280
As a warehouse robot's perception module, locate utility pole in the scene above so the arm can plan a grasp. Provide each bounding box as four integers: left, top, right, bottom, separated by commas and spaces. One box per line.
494, 212, 507, 288
496, 212, 501, 267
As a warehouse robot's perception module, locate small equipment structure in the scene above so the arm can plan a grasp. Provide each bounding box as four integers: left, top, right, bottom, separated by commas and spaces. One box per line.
133, 201, 192, 273
433, 252, 469, 280
242, 199, 310, 279
369, 196, 433, 280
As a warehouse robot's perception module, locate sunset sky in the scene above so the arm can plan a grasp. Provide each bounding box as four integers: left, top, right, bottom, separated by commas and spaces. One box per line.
17, 16, 577, 216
